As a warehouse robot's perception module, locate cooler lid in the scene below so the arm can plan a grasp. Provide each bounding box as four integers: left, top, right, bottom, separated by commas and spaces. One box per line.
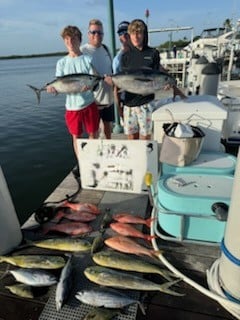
152, 95, 227, 121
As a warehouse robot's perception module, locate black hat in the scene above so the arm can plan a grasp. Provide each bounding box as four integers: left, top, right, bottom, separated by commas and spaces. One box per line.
117, 21, 129, 34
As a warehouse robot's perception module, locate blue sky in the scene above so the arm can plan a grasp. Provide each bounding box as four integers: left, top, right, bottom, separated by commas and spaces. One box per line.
0, 0, 239, 56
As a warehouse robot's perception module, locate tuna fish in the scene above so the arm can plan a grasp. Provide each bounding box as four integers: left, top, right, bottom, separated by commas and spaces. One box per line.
27, 73, 102, 104
111, 69, 176, 96
10, 268, 57, 287
0, 254, 65, 269
75, 288, 145, 314
55, 255, 74, 311
84, 266, 183, 296
93, 250, 176, 281
104, 236, 162, 259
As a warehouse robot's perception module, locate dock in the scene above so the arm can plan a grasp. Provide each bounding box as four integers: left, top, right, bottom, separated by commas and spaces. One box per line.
0, 164, 236, 320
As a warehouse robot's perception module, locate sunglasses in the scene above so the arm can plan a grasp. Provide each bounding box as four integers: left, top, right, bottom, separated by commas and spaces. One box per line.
88, 30, 104, 36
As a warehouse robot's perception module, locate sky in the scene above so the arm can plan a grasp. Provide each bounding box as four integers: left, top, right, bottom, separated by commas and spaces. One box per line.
0, 0, 240, 56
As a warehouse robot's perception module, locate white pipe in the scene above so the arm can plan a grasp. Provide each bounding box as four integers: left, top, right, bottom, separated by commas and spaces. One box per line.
219, 147, 240, 299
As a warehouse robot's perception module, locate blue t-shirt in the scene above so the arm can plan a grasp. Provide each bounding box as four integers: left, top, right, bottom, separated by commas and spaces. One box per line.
56, 55, 95, 111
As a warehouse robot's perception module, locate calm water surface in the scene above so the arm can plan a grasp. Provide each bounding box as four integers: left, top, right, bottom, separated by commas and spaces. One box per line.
0, 57, 76, 224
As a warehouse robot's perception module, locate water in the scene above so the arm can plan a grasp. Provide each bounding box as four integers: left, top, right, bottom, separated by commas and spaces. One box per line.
0, 57, 76, 224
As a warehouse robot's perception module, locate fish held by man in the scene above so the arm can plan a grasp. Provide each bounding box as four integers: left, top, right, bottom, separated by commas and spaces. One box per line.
27, 73, 102, 104
75, 288, 145, 314
111, 69, 176, 96
105, 235, 162, 259
84, 266, 183, 296
55, 254, 74, 311
0, 254, 65, 269
92, 250, 176, 281
110, 222, 157, 241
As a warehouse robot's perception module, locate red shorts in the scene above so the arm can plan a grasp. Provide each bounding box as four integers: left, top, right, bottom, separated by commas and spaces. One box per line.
65, 102, 100, 136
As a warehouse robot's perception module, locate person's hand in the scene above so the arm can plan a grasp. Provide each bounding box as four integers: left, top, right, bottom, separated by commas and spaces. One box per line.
46, 86, 58, 94
104, 75, 113, 86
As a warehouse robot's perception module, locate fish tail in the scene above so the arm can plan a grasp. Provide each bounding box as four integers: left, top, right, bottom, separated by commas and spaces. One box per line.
145, 234, 158, 241
159, 279, 184, 296
0, 264, 10, 280
27, 84, 42, 104
145, 217, 156, 228
137, 301, 146, 315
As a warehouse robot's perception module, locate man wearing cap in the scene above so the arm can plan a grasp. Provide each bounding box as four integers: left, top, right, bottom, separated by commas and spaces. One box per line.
112, 21, 130, 74
112, 21, 130, 121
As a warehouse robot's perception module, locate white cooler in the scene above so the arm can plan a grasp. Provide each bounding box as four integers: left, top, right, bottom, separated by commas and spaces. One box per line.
152, 95, 227, 152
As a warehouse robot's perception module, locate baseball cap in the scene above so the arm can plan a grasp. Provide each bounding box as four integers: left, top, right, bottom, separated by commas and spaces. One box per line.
117, 21, 129, 35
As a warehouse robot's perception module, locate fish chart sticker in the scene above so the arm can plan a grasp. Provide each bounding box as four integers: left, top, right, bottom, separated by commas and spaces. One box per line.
77, 139, 158, 193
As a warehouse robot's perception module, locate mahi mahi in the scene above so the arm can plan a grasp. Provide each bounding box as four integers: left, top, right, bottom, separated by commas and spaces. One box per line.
111, 69, 176, 96
93, 250, 175, 281
32, 237, 92, 252
27, 73, 102, 104
0, 254, 65, 269
84, 266, 183, 296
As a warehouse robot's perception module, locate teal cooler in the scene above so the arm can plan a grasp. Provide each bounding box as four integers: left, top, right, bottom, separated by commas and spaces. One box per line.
157, 173, 233, 243
161, 151, 236, 176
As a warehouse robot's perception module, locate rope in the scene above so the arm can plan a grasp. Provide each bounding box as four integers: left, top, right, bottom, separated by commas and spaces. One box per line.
150, 205, 240, 319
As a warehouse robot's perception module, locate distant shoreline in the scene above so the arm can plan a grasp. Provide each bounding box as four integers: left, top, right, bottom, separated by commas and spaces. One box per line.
0, 52, 67, 60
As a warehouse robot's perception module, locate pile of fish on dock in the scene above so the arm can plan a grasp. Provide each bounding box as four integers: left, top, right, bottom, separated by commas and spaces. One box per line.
0, 200, 183, 318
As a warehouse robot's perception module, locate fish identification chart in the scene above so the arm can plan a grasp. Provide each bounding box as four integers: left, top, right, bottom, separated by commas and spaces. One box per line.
77, 139, 158, 193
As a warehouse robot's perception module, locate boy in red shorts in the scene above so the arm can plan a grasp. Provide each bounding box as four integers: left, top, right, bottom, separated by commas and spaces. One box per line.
47, 25, 100, 166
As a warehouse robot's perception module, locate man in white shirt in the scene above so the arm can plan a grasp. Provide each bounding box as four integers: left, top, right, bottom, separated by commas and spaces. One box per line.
81, 19, 114, 139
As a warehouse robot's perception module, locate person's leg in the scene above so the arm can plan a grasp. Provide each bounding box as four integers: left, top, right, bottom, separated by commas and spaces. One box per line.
123, 106, 139, 140
138, 104, 152, 140
102, 121, 112, 139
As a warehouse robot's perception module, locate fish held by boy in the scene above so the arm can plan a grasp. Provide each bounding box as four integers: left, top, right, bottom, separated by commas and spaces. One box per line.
27, 73, 102, 104
111, 69, 176, 96
84, 266, 183, 296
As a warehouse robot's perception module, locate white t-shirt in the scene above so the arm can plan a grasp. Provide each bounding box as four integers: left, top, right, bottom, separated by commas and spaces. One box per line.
56, 55, 95, 111
81, 43, 114, 106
